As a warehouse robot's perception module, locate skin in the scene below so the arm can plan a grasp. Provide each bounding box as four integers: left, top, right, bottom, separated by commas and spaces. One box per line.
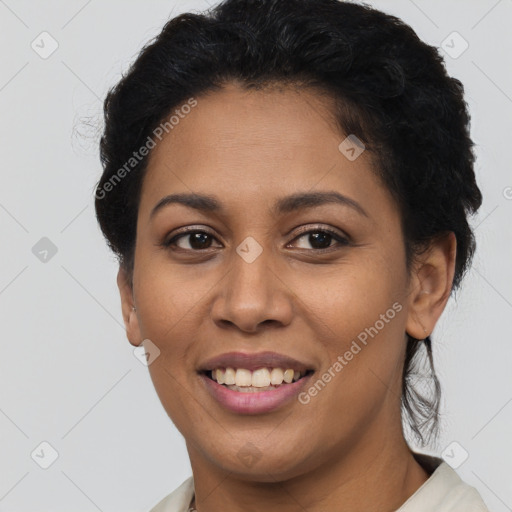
118, 82, 456, 512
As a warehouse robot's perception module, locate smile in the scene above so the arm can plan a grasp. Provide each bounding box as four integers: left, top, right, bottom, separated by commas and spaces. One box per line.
200, 368, 314, 414
207, 366, 309, 391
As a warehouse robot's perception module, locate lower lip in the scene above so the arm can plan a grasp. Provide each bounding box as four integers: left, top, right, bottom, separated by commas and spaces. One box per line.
200, 373, 313, 414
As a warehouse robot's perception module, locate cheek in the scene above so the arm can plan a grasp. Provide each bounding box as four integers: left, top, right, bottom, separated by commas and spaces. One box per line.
145, 354, 198, 437
294, 259, 407, 404
133, 265, 205, 424
293, 260, 405, 346
133, 256, 214, 342
131, 257, 225, 418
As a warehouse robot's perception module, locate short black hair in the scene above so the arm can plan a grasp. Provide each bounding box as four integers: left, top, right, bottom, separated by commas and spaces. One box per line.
95, 0, 482, 446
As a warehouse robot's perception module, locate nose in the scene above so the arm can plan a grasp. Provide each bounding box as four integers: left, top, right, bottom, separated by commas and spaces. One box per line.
210, 245, 294, 333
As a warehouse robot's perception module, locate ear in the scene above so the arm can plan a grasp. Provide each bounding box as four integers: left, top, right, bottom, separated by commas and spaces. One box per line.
117, 266, 142, 347
405, 231, 457, 340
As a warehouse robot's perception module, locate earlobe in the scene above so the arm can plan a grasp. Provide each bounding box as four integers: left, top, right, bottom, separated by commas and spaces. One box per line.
405, 232, 457, 341
117, 266, 142, 347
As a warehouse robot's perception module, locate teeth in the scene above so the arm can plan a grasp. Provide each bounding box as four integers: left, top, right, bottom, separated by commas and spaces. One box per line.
224, 367, 236, 385
251, 368, 270, 387
235, 369, 252, 387
270, 368, 284, 385
211, 367, 307, 387
215, 368, 225, 385
283, 369, 294, 383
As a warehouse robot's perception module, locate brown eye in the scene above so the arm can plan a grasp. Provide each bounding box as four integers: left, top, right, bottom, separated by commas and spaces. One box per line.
165, 231, 222, 250
307, 232, 333, 249
291, 229, 349, 250
184, 232, 213, 249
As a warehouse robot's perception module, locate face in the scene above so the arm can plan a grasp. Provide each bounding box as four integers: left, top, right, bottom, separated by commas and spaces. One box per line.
119, 82, 450, 481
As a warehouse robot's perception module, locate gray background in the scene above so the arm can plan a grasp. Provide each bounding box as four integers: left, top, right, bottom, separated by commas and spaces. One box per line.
0, 0, 511, 510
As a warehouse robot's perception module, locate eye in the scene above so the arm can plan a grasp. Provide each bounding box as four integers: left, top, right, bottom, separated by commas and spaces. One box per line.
161, 225, 349, 253
163, 229, 222, 251
288, 227, 349, 250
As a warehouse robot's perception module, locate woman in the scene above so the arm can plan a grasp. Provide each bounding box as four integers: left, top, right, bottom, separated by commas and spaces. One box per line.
94, 0, 490, 510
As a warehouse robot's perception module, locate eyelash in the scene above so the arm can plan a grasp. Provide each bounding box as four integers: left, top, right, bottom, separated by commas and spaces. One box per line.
161, 225, 350, 253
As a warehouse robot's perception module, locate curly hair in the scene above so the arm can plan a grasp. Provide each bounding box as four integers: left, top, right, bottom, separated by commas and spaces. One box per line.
95, 0, 482, 446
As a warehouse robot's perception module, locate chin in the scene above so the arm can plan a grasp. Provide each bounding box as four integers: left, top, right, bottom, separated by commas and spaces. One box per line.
199, 440, 319, 482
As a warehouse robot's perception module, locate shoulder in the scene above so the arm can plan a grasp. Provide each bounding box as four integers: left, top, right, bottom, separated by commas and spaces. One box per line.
148, 476, 195, 512
397, 453, 491, 512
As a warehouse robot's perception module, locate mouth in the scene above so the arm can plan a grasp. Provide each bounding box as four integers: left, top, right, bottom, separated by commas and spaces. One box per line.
197, 351, 316, 414
200, 367, 314, 392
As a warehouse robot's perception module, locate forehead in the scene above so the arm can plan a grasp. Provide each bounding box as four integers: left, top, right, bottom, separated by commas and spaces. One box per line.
139, 83, 397, 222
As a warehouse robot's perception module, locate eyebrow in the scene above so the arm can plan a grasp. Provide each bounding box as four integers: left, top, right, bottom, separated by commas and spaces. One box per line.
150, 191, 368, 219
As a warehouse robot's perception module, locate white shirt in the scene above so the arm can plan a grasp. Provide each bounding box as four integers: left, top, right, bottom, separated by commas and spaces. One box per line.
148, 454, 490, 512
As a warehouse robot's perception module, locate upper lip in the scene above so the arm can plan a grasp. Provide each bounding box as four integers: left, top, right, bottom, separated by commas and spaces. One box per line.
198, 351, 315, 373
